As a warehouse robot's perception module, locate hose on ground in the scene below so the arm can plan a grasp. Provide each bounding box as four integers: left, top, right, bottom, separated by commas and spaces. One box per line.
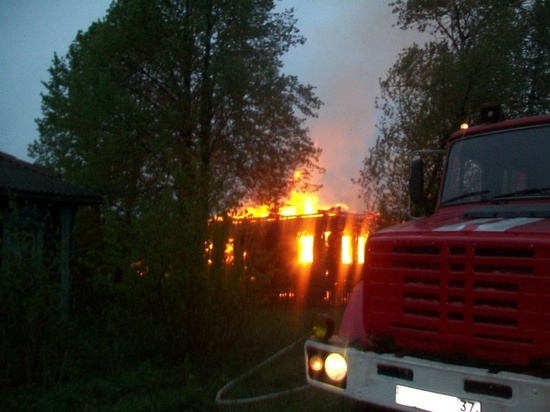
215, 336, 310, 406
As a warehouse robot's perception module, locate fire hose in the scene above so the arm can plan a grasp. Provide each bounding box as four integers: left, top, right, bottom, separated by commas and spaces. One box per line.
215, 336, 310, 406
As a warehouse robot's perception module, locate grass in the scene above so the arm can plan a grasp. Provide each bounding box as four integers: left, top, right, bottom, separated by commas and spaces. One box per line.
213, 304, 355, 411
2, 303, 356, 411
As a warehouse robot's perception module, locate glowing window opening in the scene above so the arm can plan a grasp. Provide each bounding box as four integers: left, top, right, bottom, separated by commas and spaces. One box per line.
341, 235, 352, 264
357, 234, 368, 264
298, 232, 314, 264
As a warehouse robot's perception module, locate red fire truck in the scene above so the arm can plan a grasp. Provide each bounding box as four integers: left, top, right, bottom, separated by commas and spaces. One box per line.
305, 109, 550, 411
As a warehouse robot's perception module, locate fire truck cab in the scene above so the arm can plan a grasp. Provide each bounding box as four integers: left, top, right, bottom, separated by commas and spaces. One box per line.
305, 111, 550, 411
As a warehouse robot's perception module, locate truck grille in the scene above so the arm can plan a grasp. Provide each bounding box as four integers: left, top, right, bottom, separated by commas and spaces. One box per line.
363, 238, 550, 366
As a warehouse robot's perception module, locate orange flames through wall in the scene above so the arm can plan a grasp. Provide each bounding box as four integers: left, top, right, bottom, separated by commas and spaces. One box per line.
228, 187, 373, 269
298, 232, 314, 264
235, 190, 345, 219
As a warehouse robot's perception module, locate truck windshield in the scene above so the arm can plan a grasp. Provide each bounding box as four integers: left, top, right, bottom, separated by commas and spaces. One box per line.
440, 125, 550, 205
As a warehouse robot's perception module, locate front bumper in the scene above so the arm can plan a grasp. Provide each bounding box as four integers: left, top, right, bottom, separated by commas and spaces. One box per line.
305, 338, 549, 412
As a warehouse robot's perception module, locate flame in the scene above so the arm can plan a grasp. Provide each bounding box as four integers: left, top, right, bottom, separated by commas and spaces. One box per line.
238, 204, 271, 219
280, 191, 318, 216
234, 187, 330, 219
206, 240, 213, 265
341, 234, 353, 264
225, 238, 234, 264
357, 234, 368, 264
298, 232, 314, 264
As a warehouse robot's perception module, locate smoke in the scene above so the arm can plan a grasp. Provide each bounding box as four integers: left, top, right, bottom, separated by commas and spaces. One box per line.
279, 1, 422, 212
1, 1, 421, 214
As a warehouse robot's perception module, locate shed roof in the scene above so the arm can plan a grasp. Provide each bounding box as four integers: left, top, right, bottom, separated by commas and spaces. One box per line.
0, 151, 100, 205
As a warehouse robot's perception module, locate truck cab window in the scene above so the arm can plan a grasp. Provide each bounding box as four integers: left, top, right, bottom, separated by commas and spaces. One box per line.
440, 125, 550, 205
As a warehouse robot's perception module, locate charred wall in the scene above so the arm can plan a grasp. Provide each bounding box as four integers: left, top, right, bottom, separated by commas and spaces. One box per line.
215, 211, 370, 305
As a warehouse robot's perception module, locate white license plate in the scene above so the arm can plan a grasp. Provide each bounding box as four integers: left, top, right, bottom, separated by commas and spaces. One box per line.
396, 385, 481, 412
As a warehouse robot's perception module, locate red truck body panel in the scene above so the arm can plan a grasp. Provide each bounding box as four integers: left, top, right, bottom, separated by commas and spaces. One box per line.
448, 114, 550, 142
363, 202, 550, 366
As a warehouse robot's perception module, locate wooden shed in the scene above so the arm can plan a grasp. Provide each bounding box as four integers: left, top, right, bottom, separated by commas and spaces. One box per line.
0, 151, 100, 318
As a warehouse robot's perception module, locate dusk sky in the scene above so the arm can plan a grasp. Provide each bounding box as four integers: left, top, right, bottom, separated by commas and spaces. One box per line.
0, 1, 422, 212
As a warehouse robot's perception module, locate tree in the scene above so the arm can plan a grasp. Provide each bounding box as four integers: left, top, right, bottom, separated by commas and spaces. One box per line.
356, 0, 549, 226
29, 0, 324, 360
521, 0, 550, 114
30, 0, 322, 274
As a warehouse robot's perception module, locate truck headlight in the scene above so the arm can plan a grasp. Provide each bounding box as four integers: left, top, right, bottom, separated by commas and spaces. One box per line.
324, 353, 347, 382
309, 354, 324, 372
307, 348, 347, 389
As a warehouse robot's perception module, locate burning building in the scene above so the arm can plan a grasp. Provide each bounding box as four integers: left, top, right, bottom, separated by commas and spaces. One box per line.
210, 206, 374, 306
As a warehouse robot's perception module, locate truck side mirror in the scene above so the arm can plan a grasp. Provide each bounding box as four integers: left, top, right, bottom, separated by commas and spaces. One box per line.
409, 158, 424, 204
